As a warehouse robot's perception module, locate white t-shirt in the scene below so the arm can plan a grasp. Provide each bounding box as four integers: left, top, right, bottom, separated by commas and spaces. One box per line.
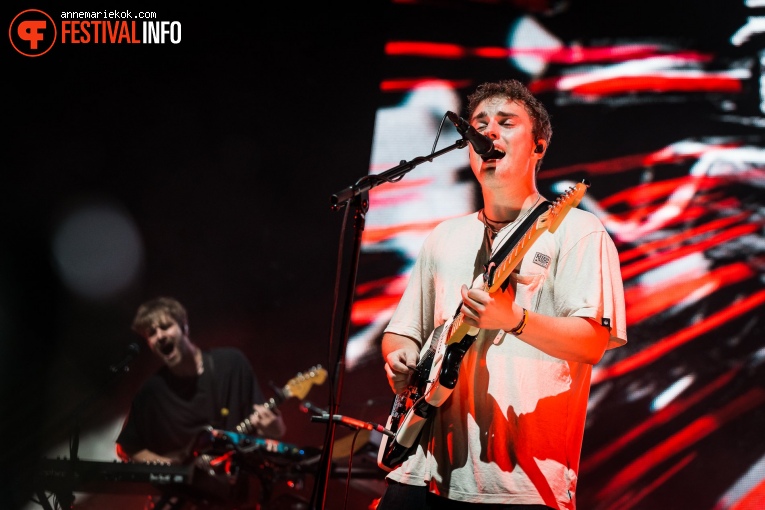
383, 207, 627, 509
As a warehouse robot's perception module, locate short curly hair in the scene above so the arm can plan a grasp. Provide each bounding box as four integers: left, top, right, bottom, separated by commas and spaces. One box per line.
132, 296, 189, 337
466, 79, 552, 152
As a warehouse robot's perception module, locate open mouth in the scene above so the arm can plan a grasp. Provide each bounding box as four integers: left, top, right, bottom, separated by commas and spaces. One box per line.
481, 148, 506, 161
158, 342, 175, 356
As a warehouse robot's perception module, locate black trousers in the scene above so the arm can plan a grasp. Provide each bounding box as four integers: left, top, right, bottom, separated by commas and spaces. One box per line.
376, 481, 556, 510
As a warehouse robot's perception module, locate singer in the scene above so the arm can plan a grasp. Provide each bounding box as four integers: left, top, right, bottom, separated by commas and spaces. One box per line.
115, 297, 287, 508
376, 80, 627, 509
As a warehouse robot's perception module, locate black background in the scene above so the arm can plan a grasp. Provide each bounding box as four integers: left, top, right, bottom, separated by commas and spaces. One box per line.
4, 3, 391, 509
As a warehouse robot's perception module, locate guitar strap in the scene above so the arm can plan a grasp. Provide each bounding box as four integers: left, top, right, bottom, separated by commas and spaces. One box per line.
203, 352, 225, 429
485, 200, 552, 291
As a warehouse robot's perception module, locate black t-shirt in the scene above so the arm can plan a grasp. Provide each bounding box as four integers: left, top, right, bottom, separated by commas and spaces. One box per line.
116, 347, 266, 460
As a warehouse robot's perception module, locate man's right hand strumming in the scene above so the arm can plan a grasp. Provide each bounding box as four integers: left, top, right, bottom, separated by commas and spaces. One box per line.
382, 333, 420, 393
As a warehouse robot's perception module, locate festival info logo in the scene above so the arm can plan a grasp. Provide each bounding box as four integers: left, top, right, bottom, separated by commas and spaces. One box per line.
10, 9, 181, 57
10, 9, 57, 57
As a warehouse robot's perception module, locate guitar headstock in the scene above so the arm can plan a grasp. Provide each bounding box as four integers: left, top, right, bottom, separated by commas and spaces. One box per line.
283, 365, 328, 400
547, 179, 589, 233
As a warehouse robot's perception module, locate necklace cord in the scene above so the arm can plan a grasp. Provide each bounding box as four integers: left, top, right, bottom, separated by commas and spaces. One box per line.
481, 194, 542, 240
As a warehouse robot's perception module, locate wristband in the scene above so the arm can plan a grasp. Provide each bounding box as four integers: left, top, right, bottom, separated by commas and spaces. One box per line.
509, 308, 528, 335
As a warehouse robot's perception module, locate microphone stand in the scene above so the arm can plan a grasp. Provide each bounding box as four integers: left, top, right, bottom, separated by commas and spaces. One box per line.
329, 138, 468, 208
308, 138, 468, 509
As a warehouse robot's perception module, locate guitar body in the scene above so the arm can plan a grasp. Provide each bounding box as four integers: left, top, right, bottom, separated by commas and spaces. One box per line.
377, 180, 590, 472
377, 330, 436, 471
377, 319, 479, 471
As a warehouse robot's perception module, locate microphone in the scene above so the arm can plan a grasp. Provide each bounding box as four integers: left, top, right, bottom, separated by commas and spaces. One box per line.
310, 413, 395, 438
300, 400, 329, 416
446, 111, 494, 155
335, 415, 395, 438
109, 342, 140, 373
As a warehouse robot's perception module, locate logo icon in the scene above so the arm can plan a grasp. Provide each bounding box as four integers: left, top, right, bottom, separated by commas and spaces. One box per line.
9, 10, 57, 57
532, 252, 551, 269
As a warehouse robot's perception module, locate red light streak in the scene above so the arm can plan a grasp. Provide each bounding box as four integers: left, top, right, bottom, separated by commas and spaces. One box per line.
384, 41, 711, 66
618, 212, 750, 264
596, 388, 765, 501
620, 223, 761, 281
592, 289, 765, 384
584, 368, 740, 473
624, 261, 755, 326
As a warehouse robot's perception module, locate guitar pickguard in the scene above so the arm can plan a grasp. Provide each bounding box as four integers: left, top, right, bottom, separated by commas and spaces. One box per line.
438, 334, 477, 390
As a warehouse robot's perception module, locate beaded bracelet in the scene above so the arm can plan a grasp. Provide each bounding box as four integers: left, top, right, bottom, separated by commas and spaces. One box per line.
509, 308, 528, 335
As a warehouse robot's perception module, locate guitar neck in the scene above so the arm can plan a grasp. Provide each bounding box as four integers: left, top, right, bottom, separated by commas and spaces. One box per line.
485, 201, 551, 289
437, 200, 553, 348
234, 392, 284, 433
229, 364, 327, 435
263, 395, 283, 410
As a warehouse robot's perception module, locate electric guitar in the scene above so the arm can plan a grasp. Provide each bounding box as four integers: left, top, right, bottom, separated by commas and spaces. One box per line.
235, 365, 328, 434
377, 180, 589, 471
146, 365, 328, 499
